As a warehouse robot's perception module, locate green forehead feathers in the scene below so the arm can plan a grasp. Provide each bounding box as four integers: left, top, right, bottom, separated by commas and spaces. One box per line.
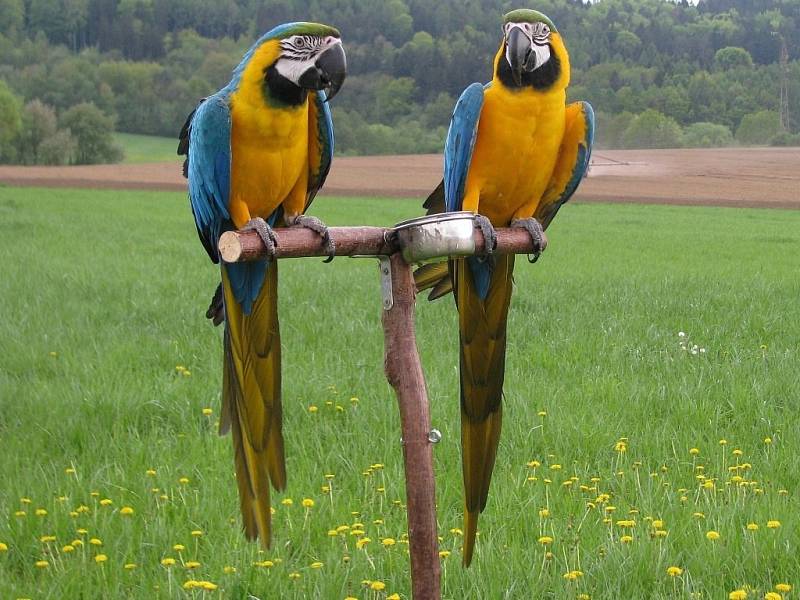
277, 22, 340, 39
503, 9, 557, 32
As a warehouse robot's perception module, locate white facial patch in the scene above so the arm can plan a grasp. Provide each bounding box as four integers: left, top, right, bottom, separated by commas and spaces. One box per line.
504, 22, 552, 71
275, 35, 341, 85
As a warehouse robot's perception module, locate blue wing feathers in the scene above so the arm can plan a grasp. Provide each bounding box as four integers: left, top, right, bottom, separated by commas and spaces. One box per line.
186, 92, 267, 314
443, 82, 489, 298
444, 82, 484, 213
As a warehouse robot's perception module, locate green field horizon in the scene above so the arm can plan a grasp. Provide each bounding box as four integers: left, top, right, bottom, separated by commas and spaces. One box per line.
0, 187, 798, 599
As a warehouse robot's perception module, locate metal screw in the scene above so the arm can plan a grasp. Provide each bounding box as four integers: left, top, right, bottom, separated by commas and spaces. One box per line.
427, 429, 442, 444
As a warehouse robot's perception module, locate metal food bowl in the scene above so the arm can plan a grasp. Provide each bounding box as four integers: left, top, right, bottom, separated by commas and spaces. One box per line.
393, 212, 475, 264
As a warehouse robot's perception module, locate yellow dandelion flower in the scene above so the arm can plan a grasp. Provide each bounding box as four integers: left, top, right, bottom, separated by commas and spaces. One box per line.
614, 441, 627, 453
371, 581, 386, 591
254, 560, 274, 568
550, 464, 562, 470
69, 511, 78, 518
146, 469, 157, 476
706, 530, 720, 541
94, 554, 108, 564
223, 566, 236, 574
667, 566, 683, 577
99, 499, 113, 506
527, 460, 541, 468
778, 489, 788, 495
35, 509, 47, 516
620, 535, 633, 544
719, 439, 727, 446
616, 520, 635, 528
35, 560, 49, 568
350, 396, 359, 404
281, 498, 293, 506
21, 498, 31, 504
689, 448, 700, 455
605, 506, 617, 513
65, 467, 76, 475
185, 561, 201, 569
388, 594, 401, 600
351, 529, 366, 537
173, 544, 185, 552
336, 525, 350, 533
327, 529, 338, 537
178, 477, 189, 485
652, 520, 664, 529
120, 506, 134, 516
124, 563, 137, 570
539, 508, 550, 518
764, 437, 772, 444
775, 584, 792, 593
693, 512, 705, 519
439, 550, 451, 558
308, 405, 318, 413
654, 530, 668, 538
321, 485, 330, 493
538, 536, 553, 545
76, 505, 89, 514
578, 595, 591, 600
302, 498, 315, 508
14, 511, 26, 517
202, 408, 213, 416
191, 530, 203, 537
161, 558, 176, 567
40, 535, 56, 543
356, 537, 371, 549
183, 581, 199, 590
747, 523, 759, 531
310, 561, 323, 569
765, 593, 782, 600
767, 520, 781, 529
89, 538, 102, 546
728, 591, 747, 600
563, 570, 584, 580
0, 542, 8, 552
71, 539, 83, 547
450, 528, 463, 536
288, 572, 301, 580
200, 582, 218, 591
382, 538, 396, 547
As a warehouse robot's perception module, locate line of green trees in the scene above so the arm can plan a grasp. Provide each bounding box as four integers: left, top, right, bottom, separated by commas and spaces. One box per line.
0, 0, 798, 163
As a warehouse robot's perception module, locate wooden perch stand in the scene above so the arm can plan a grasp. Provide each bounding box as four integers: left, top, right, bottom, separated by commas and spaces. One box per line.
219, 219, 541, 600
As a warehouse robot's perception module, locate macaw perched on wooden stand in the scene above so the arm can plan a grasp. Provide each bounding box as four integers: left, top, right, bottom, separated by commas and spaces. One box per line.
178, 22, 346, 548
415, 9, 594, 566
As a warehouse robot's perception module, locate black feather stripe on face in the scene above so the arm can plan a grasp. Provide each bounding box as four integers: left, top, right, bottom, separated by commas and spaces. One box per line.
280, 35, 324, 61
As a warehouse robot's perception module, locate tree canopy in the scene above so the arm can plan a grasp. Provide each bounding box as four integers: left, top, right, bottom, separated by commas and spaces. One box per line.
0, 0, 798, 161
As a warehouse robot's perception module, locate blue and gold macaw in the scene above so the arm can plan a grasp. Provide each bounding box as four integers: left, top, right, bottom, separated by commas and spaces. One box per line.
177, 22, 346, 547
415, 9, 594, 566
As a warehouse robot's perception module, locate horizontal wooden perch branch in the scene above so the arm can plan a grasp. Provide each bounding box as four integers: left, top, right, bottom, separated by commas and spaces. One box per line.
218, 224, 547, 263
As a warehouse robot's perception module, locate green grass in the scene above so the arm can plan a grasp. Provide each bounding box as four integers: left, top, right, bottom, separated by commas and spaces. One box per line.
114, 133, 181, 164
0, 187, 798, 599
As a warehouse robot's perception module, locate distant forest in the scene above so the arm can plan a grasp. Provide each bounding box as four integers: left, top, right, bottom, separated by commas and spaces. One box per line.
1, 0, 799, 163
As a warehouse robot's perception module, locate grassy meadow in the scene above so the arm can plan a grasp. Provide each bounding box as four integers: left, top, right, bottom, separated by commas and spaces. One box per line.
114, 133, 182, 164
0, 186, 798, 599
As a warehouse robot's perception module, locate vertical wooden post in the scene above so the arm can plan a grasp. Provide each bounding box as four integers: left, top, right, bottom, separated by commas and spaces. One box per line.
381, 252, 441, 600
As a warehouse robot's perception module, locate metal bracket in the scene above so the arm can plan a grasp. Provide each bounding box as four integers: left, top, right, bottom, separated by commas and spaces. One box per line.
378, 256, 393, 311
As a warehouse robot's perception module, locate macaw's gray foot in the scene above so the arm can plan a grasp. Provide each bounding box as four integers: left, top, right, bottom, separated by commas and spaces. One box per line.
243, 217, 278, 260
206, 283, 224, 326
474, 214, 497, 257
287, 215, 336, 262
510, 217, 546, 263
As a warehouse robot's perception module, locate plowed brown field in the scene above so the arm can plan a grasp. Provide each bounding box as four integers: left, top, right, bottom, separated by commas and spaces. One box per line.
1, 148, 798, 209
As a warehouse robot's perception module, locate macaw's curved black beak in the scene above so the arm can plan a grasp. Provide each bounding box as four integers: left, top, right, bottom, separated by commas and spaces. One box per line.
505, 27, 531, 87
298, 42, 347, 102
